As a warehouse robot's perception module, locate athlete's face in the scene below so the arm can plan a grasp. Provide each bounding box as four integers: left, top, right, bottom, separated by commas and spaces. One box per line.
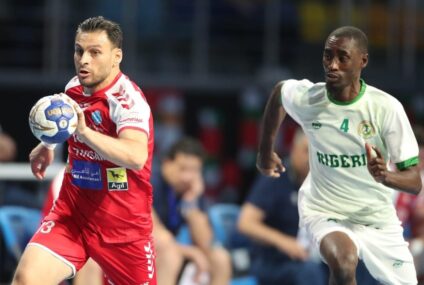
165, 153, 203, 195
323, 36, 368, 90
74, 30, 122, 93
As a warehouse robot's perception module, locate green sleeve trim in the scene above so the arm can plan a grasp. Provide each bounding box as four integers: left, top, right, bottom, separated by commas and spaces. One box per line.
396, 156, 419, 170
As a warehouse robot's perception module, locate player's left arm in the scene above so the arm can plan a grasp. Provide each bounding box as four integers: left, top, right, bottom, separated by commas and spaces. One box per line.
63, 94, 149, 170
79, 126, 148, 170
366, 143, 422, 195
74, 103, 147, 169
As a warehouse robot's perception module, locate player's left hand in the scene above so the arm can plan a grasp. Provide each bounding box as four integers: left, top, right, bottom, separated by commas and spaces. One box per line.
366, 143, 387, 183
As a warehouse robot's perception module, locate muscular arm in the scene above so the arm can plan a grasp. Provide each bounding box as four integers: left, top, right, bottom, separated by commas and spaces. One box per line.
383, 166, 421, 195
78, 128, 148, 170
366, 143, 422, 195
238, 203, 307, 260
257, 81, 287, 177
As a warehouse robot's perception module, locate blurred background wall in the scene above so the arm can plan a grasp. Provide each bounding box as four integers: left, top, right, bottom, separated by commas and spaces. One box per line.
0, 0, 423, 202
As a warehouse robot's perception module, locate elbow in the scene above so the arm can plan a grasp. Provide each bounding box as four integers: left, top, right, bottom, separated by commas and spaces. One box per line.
413, 180, 423, 195
128, 154, 148, 170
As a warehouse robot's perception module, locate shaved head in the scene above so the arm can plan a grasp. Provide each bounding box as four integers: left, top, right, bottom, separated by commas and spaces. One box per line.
327, 26, 368, 53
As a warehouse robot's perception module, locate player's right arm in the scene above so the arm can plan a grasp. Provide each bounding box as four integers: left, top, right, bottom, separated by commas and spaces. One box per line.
257, 81, 286, 177
29, 142, 55, 180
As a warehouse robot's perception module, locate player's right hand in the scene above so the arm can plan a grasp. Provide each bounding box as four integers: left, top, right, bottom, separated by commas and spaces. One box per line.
29, 142, 54, 180
56, 93, 87, 137
256, 152, 286, 178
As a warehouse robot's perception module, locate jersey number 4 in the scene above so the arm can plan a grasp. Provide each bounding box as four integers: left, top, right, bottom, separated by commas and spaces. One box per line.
340, 118, 349, 133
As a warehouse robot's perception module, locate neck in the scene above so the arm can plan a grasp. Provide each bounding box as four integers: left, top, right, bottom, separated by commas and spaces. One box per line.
84, 68, 121, 94
327, 80, 361, 102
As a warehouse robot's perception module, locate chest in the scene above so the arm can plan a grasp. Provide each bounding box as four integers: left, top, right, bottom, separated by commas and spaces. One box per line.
302, 104, 383, 153
80, 98, 116, 136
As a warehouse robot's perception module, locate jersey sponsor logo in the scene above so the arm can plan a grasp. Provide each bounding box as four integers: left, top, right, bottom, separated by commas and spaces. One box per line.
119, 116, 144, 124
357, 120, 375, 139
312, 120, 322, 129
71, 160, 102, 190
72, 147, 105, 161
91, 110, 102, 125
316, 151, 367, 168
106, 167, 128, 191
392, 260, 404, 268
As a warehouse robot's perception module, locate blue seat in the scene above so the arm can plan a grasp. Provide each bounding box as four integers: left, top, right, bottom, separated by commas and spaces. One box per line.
208, 204, 257, 285
208, 204, 249, 248
0, 206, 41, 260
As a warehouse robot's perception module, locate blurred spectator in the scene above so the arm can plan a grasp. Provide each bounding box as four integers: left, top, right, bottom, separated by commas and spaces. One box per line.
153, 209, 211, 285
0, 124, 17, 162
238, 129, 326, 285
153, 137, 232, 285
395, 125, 424, 283
154, 93, 185, 158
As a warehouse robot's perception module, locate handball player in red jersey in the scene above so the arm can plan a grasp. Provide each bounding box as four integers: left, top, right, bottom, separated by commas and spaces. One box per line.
12, 16, 156, 285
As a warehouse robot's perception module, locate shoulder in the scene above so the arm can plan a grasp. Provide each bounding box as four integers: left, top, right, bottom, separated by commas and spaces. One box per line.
64, 76, 83, 96
281, 79, 325, 106
365, 84, 404, 112
106, 75, 148, 104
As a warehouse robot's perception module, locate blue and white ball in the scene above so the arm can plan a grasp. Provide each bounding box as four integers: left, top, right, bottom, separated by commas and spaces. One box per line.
29, 95, 77, 144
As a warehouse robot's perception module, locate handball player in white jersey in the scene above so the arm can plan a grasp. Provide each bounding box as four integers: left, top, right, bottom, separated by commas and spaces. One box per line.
257, 26, 422, 285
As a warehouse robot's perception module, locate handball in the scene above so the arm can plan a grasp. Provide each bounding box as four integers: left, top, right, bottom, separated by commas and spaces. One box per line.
29, 95, 78, 144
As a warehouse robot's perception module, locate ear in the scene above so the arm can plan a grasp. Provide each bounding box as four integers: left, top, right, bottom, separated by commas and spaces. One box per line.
361, 53, 368, 69
113, 48, 123, 66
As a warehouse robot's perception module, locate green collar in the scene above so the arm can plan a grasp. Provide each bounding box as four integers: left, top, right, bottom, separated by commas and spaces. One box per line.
327, 79, 366, 106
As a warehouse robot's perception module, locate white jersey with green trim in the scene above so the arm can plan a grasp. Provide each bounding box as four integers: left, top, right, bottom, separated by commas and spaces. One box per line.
281, 79, 419, 226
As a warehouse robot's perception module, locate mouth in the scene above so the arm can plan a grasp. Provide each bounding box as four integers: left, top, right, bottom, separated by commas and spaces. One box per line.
78, 69, 90, 79
325, 72, 340, 82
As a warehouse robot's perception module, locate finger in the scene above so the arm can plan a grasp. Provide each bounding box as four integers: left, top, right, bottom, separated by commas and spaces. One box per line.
365, 143, 373, 161
59, 93, 83, 114
30, 162, 44, 180
276, 162, 286, 173
372, 146, 383, 159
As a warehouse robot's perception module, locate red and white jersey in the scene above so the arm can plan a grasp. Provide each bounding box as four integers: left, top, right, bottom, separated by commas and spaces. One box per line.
46, 72, 155, 243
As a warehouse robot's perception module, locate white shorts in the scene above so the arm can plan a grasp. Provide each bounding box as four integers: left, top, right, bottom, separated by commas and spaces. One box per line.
299, 194, 417, 285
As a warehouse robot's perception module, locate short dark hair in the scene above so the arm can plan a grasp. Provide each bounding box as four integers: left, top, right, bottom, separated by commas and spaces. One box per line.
328, 26, 368, 53
76, 16, 123, 48
165, 137, 206, 161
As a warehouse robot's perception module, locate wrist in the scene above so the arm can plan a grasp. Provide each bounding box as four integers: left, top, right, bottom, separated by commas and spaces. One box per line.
41, 141, 57, 150
180, 200, 199, 217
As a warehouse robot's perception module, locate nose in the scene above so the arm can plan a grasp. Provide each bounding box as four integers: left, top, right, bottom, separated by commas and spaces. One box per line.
78, 51, 90, 65
328, 58, 339, 70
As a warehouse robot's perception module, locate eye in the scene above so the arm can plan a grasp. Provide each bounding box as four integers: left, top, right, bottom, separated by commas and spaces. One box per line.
339, 55, 349, 63
91, 50, 101, 56
75, 47, 83, 56
323, 53, 331, 61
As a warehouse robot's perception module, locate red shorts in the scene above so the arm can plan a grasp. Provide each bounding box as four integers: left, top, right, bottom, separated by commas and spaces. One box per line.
29, 216, 157, 285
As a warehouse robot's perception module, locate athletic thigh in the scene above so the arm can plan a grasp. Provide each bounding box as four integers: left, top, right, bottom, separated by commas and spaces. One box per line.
13, 218, 88, 285
89, 236, 157, 285
357, 224, 417, 285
